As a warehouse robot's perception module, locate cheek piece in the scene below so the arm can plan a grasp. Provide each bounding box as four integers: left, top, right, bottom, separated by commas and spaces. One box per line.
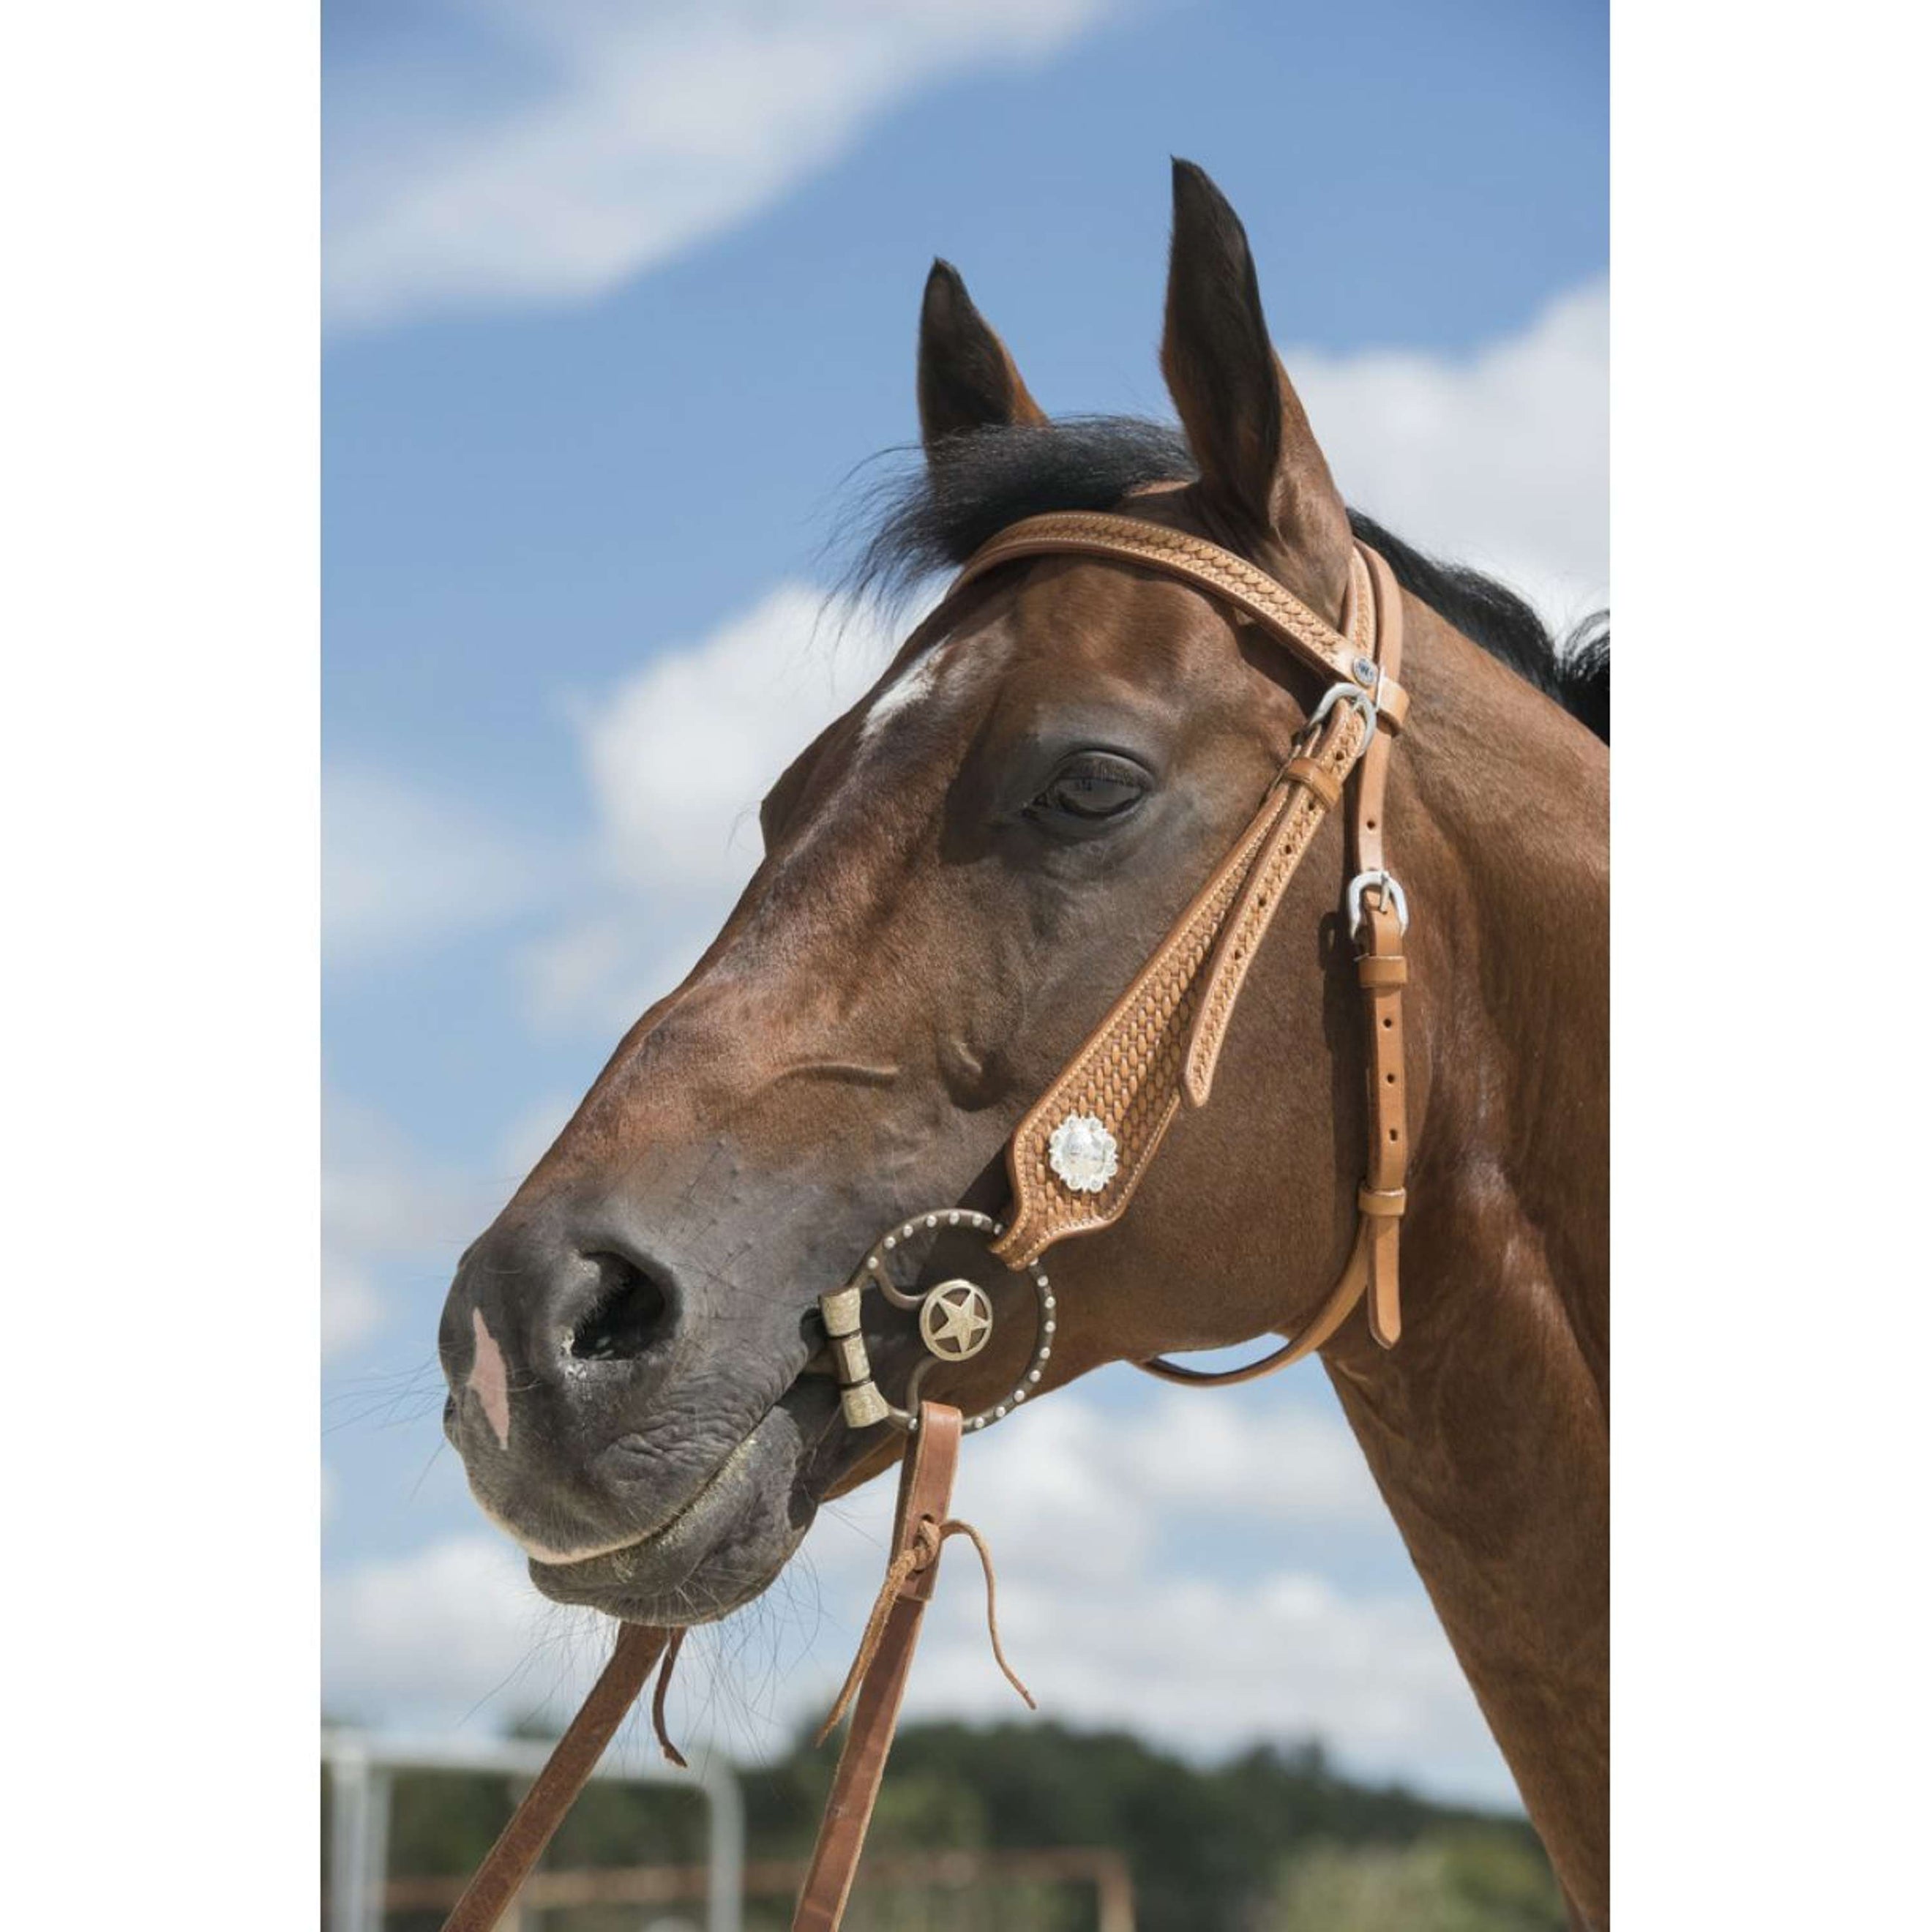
441, 515, 1412, 1932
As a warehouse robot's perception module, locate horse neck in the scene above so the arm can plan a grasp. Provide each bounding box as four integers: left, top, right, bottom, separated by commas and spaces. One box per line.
1321, 601, 1609, 1922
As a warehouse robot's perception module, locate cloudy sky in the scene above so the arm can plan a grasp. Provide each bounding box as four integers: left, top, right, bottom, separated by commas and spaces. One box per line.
323, 0, 1606, 1807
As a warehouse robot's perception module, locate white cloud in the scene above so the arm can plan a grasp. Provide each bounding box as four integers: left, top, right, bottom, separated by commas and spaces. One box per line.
321, 1250, 383, 1361
520, 583, 913, 1029
323, 1532, 613, 1726
774, 1392, 1501, 1795
1288, 278, 1609, 633
323, 764, 560, 970
808, 1391, 1385, 1593
321, 1390, 1512, 1802
326, 0, 1117, 332
1115, 1389, 1388, 1524
334, 280, 1603, 1026
323, 1090, 493, 1359
898, 1566, 1495, 1794
520, 275, 1606, 1027
581, 585, 892, 894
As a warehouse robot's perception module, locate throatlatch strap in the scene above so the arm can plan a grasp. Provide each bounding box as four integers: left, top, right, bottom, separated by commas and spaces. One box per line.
1137, 548, 1409, 1384
1349, 546, 1409, 1348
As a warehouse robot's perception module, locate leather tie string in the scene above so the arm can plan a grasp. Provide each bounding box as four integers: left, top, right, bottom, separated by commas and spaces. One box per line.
657, 1513, 1032, 1772
815, 1513, 1034, 1748
651, 1627, 689, 1770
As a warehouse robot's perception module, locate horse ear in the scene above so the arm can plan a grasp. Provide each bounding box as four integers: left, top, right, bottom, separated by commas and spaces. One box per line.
918, 259, 1047, 454
1160, 160, 1352, 618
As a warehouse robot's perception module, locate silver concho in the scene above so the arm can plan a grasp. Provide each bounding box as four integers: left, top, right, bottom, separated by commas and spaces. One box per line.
1047, 1112, 1119, 1194
818, 1208, 1055, 1434
919, 1279, 993, 1360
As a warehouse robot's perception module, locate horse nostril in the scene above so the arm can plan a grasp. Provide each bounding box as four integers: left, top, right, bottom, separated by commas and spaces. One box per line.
569, 1252, 673, 1364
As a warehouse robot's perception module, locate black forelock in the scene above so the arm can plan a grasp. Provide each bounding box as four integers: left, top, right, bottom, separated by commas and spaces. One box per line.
836, 416, 1608, 744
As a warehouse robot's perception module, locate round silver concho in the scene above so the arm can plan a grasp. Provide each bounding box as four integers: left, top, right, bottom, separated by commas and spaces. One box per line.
919, 1279, 994, 1360
817, 1208, 1055, 1434
1047, 1112, 1119, 1194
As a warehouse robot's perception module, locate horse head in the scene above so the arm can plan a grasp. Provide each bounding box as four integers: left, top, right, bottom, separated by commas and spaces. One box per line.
435, 162, 1603, 1636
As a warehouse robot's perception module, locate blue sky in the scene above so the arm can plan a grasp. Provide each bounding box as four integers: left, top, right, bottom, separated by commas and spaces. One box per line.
323, 0, 1605, 1803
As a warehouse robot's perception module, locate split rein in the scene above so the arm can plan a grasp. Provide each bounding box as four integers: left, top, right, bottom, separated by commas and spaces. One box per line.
438, 514, 1413, 1932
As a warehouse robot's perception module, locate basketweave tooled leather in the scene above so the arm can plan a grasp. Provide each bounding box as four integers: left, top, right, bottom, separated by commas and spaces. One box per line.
1181, 549, 1378, 1109
954, 512, 1410, 732
1140, 541, 1409, 1385
949, 519, 1412, 1377
986, 692, 1371, 1270
956, 531, 1388, 1270
1147, 541, 1409, 1379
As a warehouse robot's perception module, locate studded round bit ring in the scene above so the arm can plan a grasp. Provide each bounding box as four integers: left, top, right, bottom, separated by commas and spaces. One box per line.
817, 1207, 1055, 1434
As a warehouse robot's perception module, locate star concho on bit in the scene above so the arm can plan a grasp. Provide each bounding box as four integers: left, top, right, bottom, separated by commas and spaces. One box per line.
1047, 1112, 1119, 1194
918, 1279, 995, 1360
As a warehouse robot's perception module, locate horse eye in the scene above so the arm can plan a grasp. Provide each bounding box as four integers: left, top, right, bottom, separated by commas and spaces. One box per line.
1028, 752, 1151, 827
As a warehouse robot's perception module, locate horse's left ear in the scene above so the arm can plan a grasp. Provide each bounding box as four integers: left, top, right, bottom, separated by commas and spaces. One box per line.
1160, 160, 1353, 621
918, 259, 1047, 455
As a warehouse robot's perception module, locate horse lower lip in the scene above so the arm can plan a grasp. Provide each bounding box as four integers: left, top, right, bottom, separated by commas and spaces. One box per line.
523, 1373, 838, 1618
532, 1437, 750, 1581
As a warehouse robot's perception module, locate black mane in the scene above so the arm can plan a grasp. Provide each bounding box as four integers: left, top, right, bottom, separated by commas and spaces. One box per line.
842, 417, 1609, 743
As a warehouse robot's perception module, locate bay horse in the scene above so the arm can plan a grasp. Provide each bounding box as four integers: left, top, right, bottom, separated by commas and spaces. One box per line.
436, 162, 1609, 1926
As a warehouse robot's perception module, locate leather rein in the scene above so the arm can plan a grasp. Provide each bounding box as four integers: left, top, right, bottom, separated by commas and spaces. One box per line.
438, 513, 1413, 1932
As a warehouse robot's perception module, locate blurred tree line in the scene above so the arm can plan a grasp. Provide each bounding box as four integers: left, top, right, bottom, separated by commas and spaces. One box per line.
330, 1718, 1563, 1931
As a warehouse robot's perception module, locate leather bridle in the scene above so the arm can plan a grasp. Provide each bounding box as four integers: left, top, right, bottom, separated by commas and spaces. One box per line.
825, 511, 1410, 1429
439, 514, 1414, 1932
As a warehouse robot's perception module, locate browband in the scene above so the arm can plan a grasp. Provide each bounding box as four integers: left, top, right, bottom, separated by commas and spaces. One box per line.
954, 510, 1410, 732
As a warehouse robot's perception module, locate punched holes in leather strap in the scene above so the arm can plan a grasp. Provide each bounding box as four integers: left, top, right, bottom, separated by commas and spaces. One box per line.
1358, 1186, 1407, 1217
1356, 953, 1409, 989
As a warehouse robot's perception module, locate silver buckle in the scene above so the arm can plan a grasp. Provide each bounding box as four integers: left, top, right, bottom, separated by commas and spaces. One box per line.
1347, 869, 1409, 937
1306, 679, 1379, 754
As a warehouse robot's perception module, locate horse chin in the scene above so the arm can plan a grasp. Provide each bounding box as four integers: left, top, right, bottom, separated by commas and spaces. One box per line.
525, 1377, 842, 1626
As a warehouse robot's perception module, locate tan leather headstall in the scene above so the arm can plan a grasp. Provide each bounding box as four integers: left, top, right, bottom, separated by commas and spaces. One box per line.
951, 512, 1413, 1375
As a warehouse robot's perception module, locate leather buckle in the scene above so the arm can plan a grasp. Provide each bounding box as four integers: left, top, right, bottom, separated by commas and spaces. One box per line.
1347, 869, 1409, 937
1306, 680, 1379, 754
